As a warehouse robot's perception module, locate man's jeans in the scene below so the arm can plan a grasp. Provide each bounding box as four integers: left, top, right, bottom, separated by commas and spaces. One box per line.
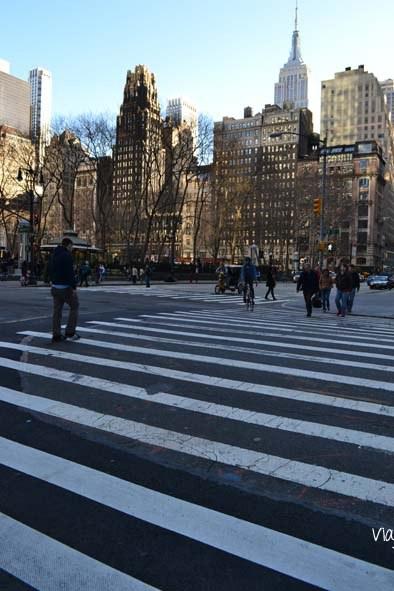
347, 288, 356, 312
51, 287, 79, 337
335, 290, 351, 316
321, 288, 331, 310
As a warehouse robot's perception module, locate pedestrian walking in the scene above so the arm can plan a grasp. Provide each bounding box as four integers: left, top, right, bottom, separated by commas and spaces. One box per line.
139, 265, 144, 284
21, 260, 28, 287
95, 264, 101, 284
335, 264, 353, 317
265, 267, 276, 300
319, 269, 334, 312
131, 265, 138, 285
48, 237, 79, 343
79, 260, 91, 287
144, 259, 152, 288
297, 263, 319, 317
347, 264, 360, 314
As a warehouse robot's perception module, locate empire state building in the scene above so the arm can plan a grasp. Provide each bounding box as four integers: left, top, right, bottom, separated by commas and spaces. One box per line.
274, 4, 309, 109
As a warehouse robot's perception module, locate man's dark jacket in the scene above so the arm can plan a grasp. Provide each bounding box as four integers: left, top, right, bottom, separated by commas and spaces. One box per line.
336, 271, 353, 292
297, 270, 319, 293
49, 246, 76, 288
350, 271, 360, 290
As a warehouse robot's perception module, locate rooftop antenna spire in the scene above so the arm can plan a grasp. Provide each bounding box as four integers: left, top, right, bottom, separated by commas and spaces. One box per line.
295, 0, 298, 30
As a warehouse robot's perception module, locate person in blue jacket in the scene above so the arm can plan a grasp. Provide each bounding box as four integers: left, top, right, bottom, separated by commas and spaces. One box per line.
240, 256, 257, 303
49, 238, 80, 342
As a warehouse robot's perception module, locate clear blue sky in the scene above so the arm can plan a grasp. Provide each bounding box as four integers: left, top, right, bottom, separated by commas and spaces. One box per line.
2, 0, 393, 131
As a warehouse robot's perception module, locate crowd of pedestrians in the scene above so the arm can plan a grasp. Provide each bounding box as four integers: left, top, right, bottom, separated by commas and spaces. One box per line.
297, 262, 361, 318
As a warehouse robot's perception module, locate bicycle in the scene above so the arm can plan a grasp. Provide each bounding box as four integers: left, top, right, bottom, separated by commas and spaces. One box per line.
244, 282, 255, 311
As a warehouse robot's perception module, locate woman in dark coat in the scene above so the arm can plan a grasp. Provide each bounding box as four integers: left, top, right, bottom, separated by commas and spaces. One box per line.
265, 267, 276, 300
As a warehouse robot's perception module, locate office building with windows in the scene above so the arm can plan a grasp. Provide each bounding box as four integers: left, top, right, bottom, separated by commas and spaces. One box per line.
213, 104, 314, 267
166, 98, 197, 128
112, 65, 162, 256
0, 61, 30, 136
29, 67, 52, 155
321, 66, 393, 158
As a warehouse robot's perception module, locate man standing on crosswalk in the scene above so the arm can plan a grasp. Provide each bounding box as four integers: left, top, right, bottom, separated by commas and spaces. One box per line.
49, 237, 80, 343
297, 263, 319, 317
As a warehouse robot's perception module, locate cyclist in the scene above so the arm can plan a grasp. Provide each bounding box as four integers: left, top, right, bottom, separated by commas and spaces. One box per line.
240, 256, 257, 303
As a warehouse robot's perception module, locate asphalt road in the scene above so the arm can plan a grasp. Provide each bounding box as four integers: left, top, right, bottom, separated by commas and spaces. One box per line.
0, 281, 393, 590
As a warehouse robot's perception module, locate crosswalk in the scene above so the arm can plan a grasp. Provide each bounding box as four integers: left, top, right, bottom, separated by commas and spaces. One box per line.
0, 306, 394, 590
85, 283, 292, 305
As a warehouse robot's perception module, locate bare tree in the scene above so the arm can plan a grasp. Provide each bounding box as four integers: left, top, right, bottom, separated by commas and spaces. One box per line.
51, 113, 115, 251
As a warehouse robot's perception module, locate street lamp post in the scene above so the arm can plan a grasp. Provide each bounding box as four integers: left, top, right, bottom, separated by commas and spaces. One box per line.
270, 131, 327, 267
17, 166, 44, 285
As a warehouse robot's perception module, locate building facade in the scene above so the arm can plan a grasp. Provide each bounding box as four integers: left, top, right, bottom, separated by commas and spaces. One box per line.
380, 78, 394, 124
0, 63, 30, 137
274, 6, 309, 109
112, 65, 162, 258
166, 98, 197, 128
213, 104, 314, 267
320, 66, 393, 158
297, 141, 391, 271
29, 67, 52, 158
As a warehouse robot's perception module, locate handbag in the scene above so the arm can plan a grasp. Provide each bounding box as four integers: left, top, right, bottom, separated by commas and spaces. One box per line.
311, 293, 322, 308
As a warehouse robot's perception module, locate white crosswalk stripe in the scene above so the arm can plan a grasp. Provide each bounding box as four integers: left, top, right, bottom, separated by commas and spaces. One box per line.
83, 284, 293, 305
0, 306, 393, 589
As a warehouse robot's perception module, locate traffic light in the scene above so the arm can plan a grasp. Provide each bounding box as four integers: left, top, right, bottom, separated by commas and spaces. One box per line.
313, 198, 322, 216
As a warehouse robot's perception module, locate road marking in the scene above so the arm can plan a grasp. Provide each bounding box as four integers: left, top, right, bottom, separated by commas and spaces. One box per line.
1, 355, 392, 419
13, 333, 394, 393
115, 316, 394, 352
0, 314, 51, 324
1, 390, 394, 506
2, 375, 393, 453
1, 439, 392, 590
88, 320, 394, 362
139, 313, 394, 345
0, 513, 159, 591
151, 311, 394, 339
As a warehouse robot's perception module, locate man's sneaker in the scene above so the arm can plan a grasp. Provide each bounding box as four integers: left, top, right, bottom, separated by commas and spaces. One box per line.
336, 311, 341, 316
65, 333, 81, 341
52, 335, 66, 343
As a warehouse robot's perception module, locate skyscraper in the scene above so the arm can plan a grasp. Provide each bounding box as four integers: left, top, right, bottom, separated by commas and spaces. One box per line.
274, 3, 309, 109
166, 98, 198, 148
320, 66, 392, 160
0, 60, 30, 136
29, 67, 52, 154
166, 98, 197, 128
112, 65, 162, 256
